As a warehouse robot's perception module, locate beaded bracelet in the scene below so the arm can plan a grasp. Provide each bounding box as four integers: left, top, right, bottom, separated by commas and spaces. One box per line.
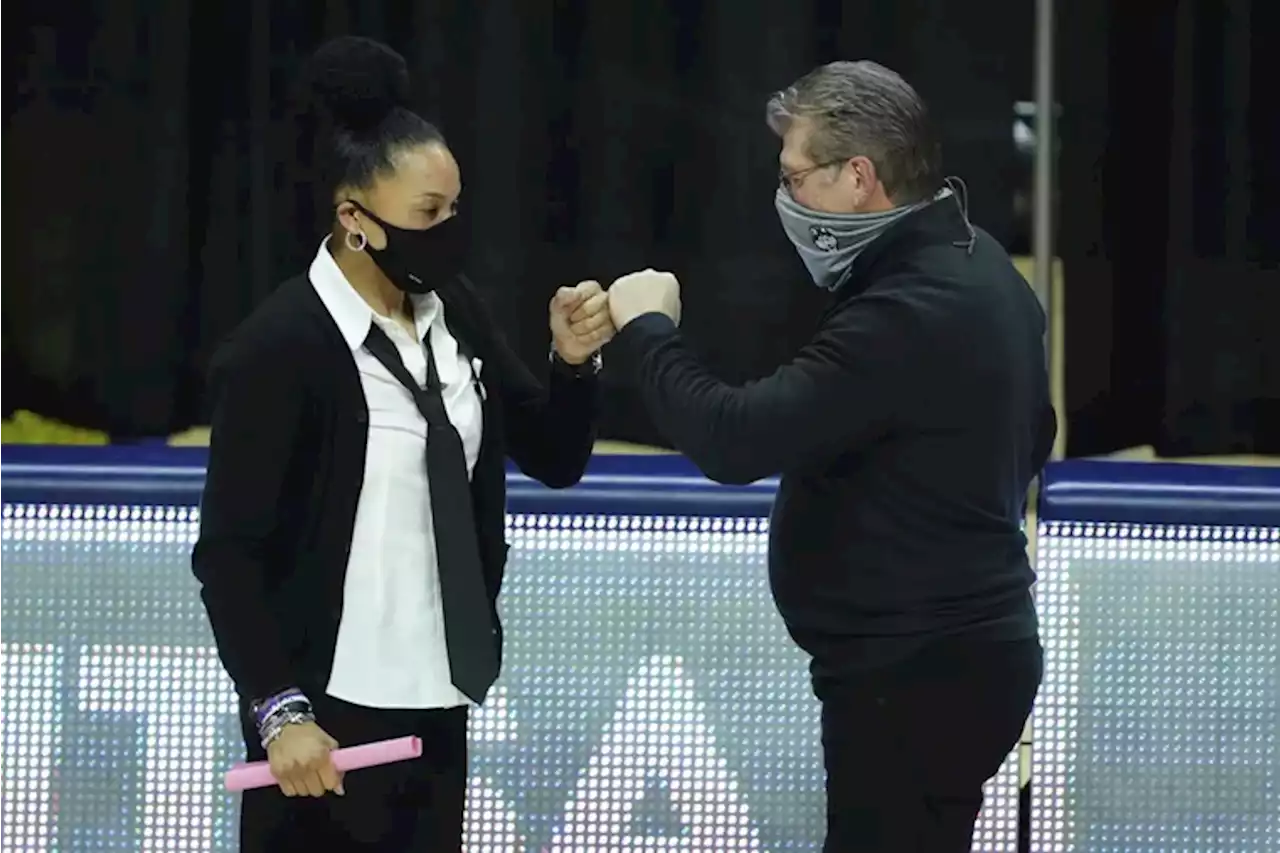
254, 688, 309, 727
257, 696, 311, 728
260, 708, 316, 749
254, 687, 316, 749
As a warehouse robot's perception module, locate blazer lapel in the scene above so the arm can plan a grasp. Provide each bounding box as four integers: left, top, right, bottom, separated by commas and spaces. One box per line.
438, 278, 498, 411
437, 278, 489, 362
298, 282, 366, 413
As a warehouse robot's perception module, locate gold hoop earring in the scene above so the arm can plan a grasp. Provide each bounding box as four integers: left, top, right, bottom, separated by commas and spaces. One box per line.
345, 231, 368, 252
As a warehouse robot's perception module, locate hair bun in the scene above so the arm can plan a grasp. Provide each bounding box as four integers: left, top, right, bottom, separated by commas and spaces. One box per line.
303, 36, 412, 134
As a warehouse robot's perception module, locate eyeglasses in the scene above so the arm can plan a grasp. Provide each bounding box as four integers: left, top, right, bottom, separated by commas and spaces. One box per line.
778, 159, 845, 196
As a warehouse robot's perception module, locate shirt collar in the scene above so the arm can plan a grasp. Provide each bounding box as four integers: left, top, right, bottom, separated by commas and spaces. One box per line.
308, 239, 439, 350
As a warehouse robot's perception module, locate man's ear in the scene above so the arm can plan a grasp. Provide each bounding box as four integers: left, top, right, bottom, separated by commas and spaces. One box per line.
848, 155, 877, 188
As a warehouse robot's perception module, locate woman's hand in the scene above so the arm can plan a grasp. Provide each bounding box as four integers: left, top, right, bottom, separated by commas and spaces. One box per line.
551, 280, 613, 364
266, 721, 343, 797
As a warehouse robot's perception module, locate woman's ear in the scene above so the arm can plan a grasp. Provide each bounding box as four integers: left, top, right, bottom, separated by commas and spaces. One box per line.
335, 200, 362, 236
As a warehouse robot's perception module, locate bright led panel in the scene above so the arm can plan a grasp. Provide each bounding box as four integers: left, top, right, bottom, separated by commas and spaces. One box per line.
1032, 520, 1280, 852
1, 503, 1019, 851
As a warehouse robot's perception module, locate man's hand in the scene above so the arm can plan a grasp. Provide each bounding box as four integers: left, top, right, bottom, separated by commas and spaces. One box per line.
607, 269, 681, 330
551, 280, 613, 365
266, 721, 343, 798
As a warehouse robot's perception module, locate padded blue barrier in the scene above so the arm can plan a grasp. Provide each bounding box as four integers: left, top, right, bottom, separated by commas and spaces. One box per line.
0, 444, 1020, 852
1041, 458, 1280, 527
3, 444, 1276, 853
0, 444, 778, 518
1031, 459, 1279, 853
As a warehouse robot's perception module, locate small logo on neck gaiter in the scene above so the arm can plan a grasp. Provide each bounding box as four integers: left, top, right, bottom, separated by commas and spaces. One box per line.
810, 226, 838, 252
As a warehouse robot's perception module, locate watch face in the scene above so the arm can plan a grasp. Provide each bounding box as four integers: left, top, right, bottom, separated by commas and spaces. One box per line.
550, 348, 602, 374
574, 352, 603, 375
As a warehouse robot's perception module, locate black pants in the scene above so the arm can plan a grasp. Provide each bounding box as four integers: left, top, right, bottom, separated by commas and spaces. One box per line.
816, 636, 1042, 853
239, 694, 468, 853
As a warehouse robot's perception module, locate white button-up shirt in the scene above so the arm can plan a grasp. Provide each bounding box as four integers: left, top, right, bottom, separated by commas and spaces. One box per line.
308, 241, 483, 710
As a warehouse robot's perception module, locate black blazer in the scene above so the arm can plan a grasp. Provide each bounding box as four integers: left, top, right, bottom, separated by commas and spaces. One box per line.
191, 274, 599, 702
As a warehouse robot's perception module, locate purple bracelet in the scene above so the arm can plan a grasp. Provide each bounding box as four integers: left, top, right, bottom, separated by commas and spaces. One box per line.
254, 687, 311, 729
253, 688, 316, 748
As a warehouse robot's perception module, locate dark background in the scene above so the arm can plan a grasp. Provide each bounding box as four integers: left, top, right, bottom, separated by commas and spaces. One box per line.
3, 0, 1276, 455
1058, 0, 1278, 457
0, 0, 1033, 441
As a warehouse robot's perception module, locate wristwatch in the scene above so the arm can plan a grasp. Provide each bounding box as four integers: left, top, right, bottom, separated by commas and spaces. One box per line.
550, 348, 603, 378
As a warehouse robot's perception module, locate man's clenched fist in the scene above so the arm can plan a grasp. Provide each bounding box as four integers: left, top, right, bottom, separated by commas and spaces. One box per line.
607, 269, 681, 330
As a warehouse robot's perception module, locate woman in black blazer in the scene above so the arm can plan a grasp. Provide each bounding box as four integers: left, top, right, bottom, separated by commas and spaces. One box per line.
191, 37, 610, 852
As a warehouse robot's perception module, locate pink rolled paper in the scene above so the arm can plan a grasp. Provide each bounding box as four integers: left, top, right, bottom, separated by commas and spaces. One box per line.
224, 735, 423, 792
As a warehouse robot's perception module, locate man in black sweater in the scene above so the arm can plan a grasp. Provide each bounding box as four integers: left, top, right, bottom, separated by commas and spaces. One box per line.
603, 61, 1056, 852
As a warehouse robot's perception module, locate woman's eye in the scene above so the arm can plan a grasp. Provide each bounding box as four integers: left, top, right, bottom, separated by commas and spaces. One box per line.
422, 202, 457, 221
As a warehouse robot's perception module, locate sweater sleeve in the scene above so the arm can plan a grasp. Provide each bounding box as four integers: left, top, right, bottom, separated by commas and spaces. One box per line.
493, 340, 600, 489
191, 336, 302, 701
608, 288, 920, 484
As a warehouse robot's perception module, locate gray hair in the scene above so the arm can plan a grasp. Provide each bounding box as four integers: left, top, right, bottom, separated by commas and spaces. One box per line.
767, 61, 941, 203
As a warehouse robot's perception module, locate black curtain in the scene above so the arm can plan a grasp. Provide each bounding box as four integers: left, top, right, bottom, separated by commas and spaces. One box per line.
1059, 0, 1279, 457
4, 0, 1029, 444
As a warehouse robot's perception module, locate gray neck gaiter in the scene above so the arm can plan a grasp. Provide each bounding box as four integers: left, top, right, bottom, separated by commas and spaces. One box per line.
775, 184, 957, 291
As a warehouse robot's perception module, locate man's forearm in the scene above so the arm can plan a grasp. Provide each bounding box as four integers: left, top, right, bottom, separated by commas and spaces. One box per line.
608, 313, 768, 484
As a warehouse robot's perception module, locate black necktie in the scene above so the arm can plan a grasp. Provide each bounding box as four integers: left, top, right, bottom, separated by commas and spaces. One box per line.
362, 322, 499, 704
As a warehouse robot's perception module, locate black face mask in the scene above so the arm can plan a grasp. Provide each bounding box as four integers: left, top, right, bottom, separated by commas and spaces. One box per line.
346, 201, 468, 295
